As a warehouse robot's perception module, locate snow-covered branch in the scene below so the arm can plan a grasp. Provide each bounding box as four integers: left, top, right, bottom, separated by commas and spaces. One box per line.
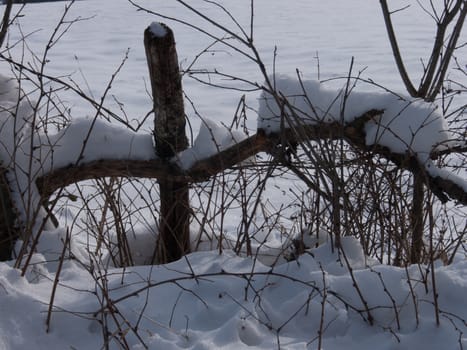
2, 73, 465, 249
35, 108, 467, 205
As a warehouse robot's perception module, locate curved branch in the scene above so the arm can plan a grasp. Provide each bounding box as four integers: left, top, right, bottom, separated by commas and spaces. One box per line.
428, 173, 467, 205
379, 0, 418, 97
431, 143, 467, 158
428, 1, 467, 101
418, 0, 462, 97
36, 109, 467, 205
36, 158, 178, 198
0, 0, 13, 49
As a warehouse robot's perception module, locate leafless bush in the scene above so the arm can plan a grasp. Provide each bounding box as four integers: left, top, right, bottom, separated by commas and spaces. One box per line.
0, 1, 465, 349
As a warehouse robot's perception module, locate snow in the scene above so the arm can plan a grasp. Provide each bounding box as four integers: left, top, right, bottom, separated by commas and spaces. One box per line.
258, 76, 450, 157
1, 237, 467, 349
149, 21, 168, 37
177, 118, 247, 169
425, 159, 467, 193
38, 117, 155, 169
0, 74, 19, 102
0, 0, 465, 349
0, 74, 155, 229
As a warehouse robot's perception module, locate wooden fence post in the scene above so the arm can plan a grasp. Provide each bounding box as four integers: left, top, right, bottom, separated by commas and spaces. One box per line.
144, 22, 190, 264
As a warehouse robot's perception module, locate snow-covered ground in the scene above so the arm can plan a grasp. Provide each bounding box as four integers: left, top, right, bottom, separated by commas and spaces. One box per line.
2, 236, 467, 349
0, 0, 466, 349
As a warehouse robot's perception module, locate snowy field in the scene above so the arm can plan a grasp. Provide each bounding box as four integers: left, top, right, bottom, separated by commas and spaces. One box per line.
0, 0, 466, 349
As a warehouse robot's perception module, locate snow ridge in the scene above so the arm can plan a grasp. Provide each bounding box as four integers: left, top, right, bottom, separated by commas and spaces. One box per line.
258, 76, 450, 157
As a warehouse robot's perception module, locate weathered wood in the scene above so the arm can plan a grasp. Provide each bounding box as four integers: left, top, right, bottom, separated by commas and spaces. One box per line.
410, 173, 425, 264
36, 110, 467, 206
36, 158, 179, 198
144, 23, 188, 156
144, 23, 190, 263
0, 167, 19, 261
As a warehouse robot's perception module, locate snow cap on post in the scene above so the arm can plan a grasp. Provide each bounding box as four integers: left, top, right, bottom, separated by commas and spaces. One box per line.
144, 22, 188, 158
148, 22, 168, 38
144, 22, 190, 264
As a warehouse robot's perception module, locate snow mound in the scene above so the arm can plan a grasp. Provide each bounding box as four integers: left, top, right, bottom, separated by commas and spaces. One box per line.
258, 76, 450, 157
0, 73, 156, 233
0, 237, 465, 349
176, 118, 248, 169
37, 117, 155, 170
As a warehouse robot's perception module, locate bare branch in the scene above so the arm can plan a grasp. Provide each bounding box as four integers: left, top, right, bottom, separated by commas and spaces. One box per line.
427, 2, 467, 100
379, 0, 418, 97
36, 108, 467, 205
0, 0, 13, 48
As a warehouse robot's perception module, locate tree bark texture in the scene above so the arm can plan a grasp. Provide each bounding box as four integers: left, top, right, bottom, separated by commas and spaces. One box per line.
0, 167, 18, 260
144, 23, 190, 263
144, 23, 188, 156
37, 113, 467, 206
410, 173, 425, 264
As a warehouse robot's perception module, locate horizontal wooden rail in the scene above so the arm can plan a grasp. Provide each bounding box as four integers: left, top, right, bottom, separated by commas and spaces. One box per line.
36, 109, 467, 205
